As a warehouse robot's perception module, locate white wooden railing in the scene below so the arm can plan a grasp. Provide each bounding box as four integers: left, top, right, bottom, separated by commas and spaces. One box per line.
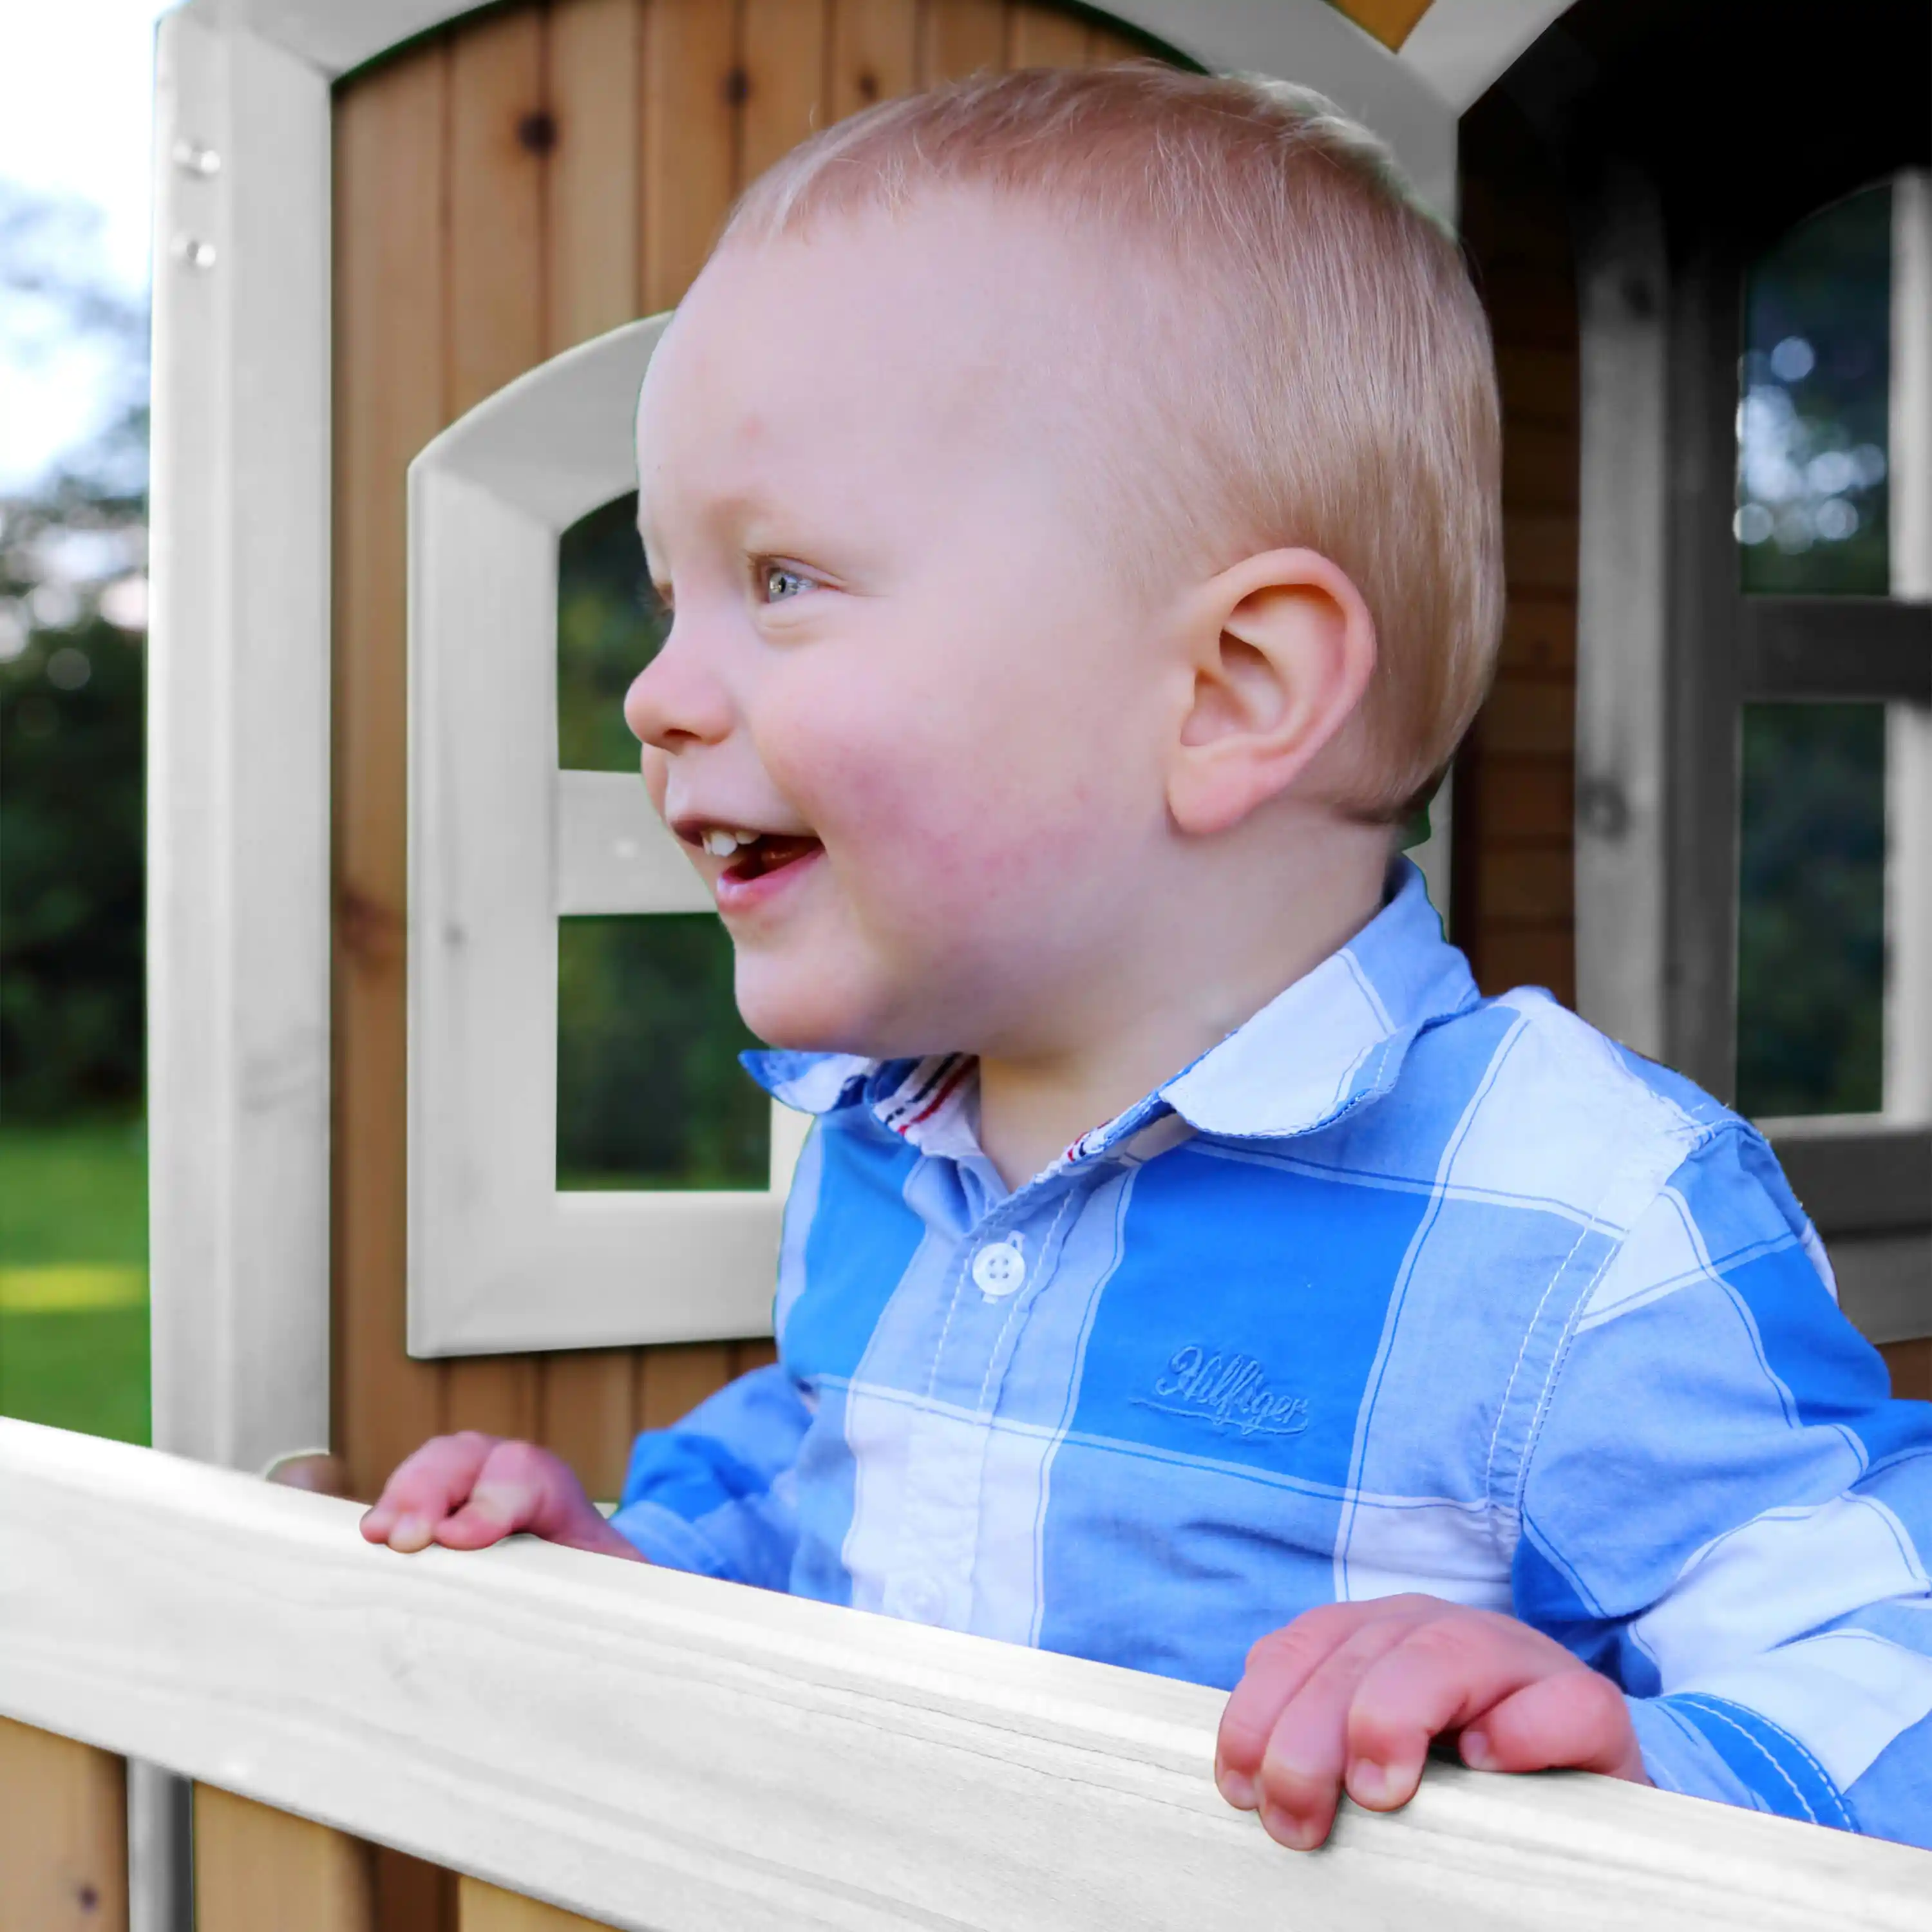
3, 1416, 1929, 1932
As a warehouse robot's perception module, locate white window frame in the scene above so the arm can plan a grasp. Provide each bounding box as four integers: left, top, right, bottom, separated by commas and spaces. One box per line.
407, 316, 816, 1356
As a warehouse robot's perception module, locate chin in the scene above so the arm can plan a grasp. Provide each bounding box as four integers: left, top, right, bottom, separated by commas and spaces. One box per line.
733, 960, 945, 1061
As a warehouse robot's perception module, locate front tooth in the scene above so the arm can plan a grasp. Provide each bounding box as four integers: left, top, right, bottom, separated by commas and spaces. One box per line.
701, 829, 737, 857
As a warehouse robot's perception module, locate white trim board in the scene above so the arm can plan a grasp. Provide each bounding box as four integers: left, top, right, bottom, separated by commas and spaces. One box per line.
147, 8, 332, 1479
408, 317, 810, 1357
6, 1419, 1929, 1932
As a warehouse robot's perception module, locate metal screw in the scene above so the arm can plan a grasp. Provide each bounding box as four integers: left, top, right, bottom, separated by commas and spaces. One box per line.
171, 138, 222, 178
172, 234, 217, 270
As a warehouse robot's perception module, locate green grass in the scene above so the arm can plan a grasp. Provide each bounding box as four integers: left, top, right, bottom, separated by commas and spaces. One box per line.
0, 1115, 150, 1444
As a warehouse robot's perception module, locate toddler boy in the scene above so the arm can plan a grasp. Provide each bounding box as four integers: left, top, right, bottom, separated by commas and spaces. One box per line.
363, 66, 1932, 1852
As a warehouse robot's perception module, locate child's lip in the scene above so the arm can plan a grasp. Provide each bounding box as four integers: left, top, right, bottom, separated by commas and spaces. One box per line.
712, 840, 823, 916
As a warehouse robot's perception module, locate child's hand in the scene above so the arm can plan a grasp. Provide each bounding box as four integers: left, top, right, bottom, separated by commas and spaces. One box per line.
358, 1432, 647, 1564
1214, 1594, 1647, 1850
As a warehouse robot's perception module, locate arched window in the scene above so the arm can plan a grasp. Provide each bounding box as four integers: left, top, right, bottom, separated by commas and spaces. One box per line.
408, 318, 810, 1356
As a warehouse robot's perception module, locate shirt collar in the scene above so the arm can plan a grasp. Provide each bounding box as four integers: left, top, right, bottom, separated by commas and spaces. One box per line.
741, 858, 1479, 1160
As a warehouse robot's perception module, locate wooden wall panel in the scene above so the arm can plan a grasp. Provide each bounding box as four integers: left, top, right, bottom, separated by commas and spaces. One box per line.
459, 1876, 613, 1932
194, 1787, 373, 1932
334, 43, 451, 1505
741, 0, 832, 181
1007, 0, 1090, 67
921, 0, 1003, 81
1452, 94, 1580, 1010
549, 0, 644, 350
640, 0, 741, 311
0, 1719, 128, 1932
831, 0, 919, 118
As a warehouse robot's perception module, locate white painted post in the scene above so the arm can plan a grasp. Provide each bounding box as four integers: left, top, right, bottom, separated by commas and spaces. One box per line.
1884, 171, 1931, 1126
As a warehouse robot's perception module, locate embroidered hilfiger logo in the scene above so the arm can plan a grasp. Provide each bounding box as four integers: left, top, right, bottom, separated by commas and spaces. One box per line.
1131, 1343, 1311, 1439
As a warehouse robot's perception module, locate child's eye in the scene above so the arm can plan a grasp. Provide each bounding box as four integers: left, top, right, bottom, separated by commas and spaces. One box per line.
761, 564, 811, 605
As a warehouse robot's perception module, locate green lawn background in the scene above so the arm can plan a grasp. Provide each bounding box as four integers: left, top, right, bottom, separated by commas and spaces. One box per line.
0, 1117, 150, 1444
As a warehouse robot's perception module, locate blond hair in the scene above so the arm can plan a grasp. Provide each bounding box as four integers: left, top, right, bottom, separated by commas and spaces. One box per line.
719, 64, 1502, 819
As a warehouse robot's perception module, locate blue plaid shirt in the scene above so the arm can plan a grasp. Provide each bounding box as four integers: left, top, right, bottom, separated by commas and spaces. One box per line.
615, 861, 1932, 1844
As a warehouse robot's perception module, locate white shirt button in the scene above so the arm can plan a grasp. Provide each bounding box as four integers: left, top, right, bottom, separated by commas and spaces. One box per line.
970, 1236, 1026, 1298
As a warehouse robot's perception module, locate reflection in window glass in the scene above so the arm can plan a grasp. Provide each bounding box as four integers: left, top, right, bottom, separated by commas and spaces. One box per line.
558, 491, 668, 772
1735, 704, 1886, 1117
556, 916, 769, 1190
1737, 183, 1891, 594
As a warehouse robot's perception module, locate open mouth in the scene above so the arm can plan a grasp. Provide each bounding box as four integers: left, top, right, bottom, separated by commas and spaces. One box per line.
686, 823, 824, 884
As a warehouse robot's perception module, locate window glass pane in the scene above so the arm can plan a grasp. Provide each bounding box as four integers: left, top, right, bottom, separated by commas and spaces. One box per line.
558, 491, 668, 772
556, 915, 769, 1190
1735, 703, 1886, 1117
1738, 182, 1891, 594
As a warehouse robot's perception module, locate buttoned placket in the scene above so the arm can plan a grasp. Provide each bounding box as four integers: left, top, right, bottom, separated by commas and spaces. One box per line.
880, 1155, 1096, 1630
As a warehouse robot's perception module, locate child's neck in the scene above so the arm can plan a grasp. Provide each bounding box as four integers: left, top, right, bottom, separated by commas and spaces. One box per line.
972, 826, 1395, 1191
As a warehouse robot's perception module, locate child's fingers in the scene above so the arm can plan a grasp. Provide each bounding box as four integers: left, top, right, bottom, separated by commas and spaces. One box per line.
430, 1441, 581, 1549
1341, 1615, 1605, 1806
1242, 1615, 1432, 1849
1456, 1669, 1647, 1783
1216, 1597, 1430, 1799
358, 1432, 501, 1548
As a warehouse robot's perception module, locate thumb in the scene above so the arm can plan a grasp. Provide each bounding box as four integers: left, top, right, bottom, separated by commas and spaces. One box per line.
1459, 1671, 1649, 1783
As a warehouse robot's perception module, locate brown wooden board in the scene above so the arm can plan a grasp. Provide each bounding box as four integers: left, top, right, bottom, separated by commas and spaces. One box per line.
459, 1874, 618, 1932
0, 1718, 128, 1932
1452, 91, 1581, 1009
194, 1786, 374, 1932
334, 37, 451, 1504
831, 0, 919, 118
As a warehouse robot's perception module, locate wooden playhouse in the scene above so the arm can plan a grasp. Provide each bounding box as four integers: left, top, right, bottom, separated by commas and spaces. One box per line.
3, 1, 1929, 1927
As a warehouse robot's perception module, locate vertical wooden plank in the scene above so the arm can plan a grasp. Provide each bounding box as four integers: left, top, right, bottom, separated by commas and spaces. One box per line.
441, 5, 553, 1444
543, 1348, 642, 1498
636, 1339, 739, 1426
459, 1875, 617, 1932
829, 0, 919, 120
448, 6, 549, 416
1086, 17, 1155, 66
920, 0, 1003, 83
639, 0, 742, 311
0, 1719, 129, 1932
372, 1845, 458, 1932
334, 41, 451, 1506
194, 1787, 372, 1932
548, 0, 643, 351
734, 1335, 781, 1376
741, 0, 832, 182
1005, 1, 1089, 70
1451, 91, 1580, 1012
1881, 1336, 1932, 1402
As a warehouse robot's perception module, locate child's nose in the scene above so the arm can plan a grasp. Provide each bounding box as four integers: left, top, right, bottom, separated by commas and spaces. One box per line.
623, 623, 734, 752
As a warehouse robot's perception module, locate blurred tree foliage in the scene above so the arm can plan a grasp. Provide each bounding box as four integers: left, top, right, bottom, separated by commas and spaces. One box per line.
1735, 705, 1886, 1117
0, 181, 149, 1121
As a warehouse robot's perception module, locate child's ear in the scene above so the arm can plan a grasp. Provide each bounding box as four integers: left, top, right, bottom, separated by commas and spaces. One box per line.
1165, 548, 1377, 837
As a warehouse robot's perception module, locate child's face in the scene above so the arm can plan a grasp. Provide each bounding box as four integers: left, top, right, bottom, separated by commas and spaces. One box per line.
627, 196, 1187, 1059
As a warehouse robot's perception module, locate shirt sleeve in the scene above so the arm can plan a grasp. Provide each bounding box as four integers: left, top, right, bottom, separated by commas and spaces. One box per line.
607, 1363, 811, 1591
1510, 1125, 1932, 1845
